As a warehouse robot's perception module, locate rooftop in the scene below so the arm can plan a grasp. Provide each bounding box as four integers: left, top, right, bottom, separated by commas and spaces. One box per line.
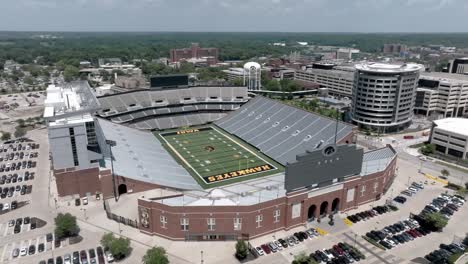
420, 72, 468, 83
43, 81, 100, 124
355, 63, 423, 73
433, 118, 468, 137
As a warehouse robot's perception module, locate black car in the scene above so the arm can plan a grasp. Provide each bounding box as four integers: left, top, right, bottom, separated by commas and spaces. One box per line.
47, 258, 54, 264
379, 240, 392, 249
56, 256, 63, 264
54, 239, 61, 248
394, 196, 407, 204
278, 238, 288, 248
28, 245, 35, 255
38, 243, 45, 252
72, 251, 80, 264
46, 233, 53, 242
293, 232, 304, 242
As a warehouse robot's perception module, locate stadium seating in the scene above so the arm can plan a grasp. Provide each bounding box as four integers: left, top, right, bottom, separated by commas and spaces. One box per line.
97, 86, 247, 117
97, 86, 247, 130
128, 113, 227, 130
215, 96, 355, 165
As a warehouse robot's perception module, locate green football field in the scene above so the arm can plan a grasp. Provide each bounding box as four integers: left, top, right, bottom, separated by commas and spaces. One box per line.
158, 126, 282, 187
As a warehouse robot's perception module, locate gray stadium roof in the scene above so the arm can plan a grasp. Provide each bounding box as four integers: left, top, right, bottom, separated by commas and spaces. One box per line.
361, 146, 396, 176
96, 118, 201, 190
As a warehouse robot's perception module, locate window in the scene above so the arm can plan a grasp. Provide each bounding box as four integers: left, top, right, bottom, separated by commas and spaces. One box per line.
207, 218, 216, 231
273, 209, 280, 223
180, 218, 189, 231
69, 127, 79, 167
85, 121, 97, 146
360, 185, 366, 197
233, 218, 242, 231
160, 215, 167, 229
373, 182, 379, 193
255, 214, 263, 228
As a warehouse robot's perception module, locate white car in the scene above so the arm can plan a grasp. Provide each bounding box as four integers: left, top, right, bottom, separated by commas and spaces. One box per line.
322, 249, 334, 259
255, 246, 264, 256
106, 253, 114, 263
274, 240, 283, 250
3, 203, 9, 211
82, 197, 88, 205
64, 254, 71, 264
20, 247, 27, 256
384, 238, 396, 247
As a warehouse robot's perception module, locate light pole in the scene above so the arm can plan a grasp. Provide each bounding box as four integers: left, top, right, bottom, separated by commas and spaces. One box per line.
106, 140, 118, 202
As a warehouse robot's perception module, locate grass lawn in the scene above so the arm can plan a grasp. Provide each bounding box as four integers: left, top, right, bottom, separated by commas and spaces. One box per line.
156, 125, 283, 189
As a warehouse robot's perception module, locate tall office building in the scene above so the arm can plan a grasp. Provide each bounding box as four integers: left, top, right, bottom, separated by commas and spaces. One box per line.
44, 81, 103, 196
383, 44, 408, 54
447, 58, 468, 74
351, 63, 423, 132
294, 63, 355, 97
415, 72, 468, 118
170, 43, 218, 64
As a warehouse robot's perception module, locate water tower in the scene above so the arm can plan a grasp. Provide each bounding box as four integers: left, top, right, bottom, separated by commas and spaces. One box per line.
243, 62, 261, 91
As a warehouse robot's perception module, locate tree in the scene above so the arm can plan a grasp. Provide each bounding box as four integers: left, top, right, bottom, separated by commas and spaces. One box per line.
1, 132, 11, 141
235, 240, 248, 260
142, 247, 169, 264
264, 80, 280, 91
63, 65, 80, 82
292, 252, 313, 264
23, 76, 34, 86
101, 233, 132, 260
422, 212, 448, 231
16, 119, 25, 127
55, 213, 79, 239
14, 127, 26, 138
441, 169, 450, 179
231, 78, 244, 86
420, 144, 436, 155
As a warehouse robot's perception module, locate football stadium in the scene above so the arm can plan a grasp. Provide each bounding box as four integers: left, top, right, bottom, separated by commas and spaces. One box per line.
45, 78, 397, 241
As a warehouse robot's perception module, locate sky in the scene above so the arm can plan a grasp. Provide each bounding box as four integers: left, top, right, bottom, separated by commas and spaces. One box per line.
1, 0, 467, 32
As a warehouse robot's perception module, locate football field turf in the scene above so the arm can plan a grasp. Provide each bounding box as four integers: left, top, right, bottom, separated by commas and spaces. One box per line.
158, 126, 282, 187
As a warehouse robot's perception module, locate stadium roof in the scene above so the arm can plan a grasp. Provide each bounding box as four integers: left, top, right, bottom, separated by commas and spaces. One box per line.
433, 118, 468, 137
355, 63, 423, 73
215, 96, 355, 165
360, 146, 397, 176
97, 118, 201, 190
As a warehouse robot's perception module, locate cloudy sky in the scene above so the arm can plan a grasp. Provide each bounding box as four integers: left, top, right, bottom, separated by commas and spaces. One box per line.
1, 0, 467, 32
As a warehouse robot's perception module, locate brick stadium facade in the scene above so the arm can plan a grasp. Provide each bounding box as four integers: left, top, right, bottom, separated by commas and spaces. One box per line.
137, 158, 396, 241
170, 43, 219, 63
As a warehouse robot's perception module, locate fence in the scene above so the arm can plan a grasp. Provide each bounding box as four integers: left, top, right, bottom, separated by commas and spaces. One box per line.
103, 199, 139, 229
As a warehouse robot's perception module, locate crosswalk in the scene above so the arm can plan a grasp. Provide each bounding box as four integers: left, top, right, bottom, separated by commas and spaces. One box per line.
0, 234, 68, 263
335, 232, 407, 264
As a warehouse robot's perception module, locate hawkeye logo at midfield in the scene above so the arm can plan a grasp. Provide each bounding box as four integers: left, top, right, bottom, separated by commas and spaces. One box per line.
203, 164, 275, 184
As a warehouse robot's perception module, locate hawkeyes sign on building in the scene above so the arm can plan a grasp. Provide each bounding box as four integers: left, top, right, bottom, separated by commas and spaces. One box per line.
204, 164, 275, 184
285, 144, 363, 192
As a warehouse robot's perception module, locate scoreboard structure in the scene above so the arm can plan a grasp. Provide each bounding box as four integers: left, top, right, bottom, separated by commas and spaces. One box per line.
150, 74, 189, 89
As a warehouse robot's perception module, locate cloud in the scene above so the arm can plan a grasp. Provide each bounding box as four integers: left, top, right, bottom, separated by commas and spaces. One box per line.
0, 0, 465, 32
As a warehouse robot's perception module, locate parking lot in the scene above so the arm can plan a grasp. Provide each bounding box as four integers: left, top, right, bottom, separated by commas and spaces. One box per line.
0, 140, 39, 214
